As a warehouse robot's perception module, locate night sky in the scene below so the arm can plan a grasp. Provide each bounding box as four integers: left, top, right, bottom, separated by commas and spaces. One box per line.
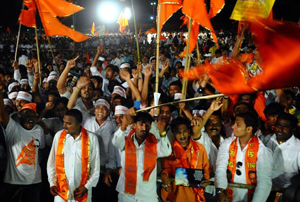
1, 0, 300, 33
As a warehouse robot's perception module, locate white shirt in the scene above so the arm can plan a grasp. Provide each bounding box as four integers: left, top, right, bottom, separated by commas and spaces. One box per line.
47, 129, 100, 202
18, 55, 28, 66
261, 134, 300, 188
74, 98, 94, 122
112, 128, 172, 202
215, 136, 272, 202
4, 117, 45, 185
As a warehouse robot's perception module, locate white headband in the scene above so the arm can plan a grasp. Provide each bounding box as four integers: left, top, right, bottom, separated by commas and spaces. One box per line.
8, 82, 19, 93
47, 75, 59, 83
4, 98, 14, 108
42, 78, 48, 83
8, 91, 18, 100
115, 105, 128, 115
16, 91, 32, 102
98, 56, 105, 61
120, 63, 130, 69
20, 79, 28, 85
95, 99, 110, 110
49, 71, 58, 76
174, 93, 182, 100
112, 86, 126, 98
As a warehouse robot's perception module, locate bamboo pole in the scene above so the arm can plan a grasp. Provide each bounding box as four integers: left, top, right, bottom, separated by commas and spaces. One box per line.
131, 0, 140, 63
34, 27, 41, 84
47, 37, 60, 76
155, 3, 161, 93
15, 4, 25, 61
136, 94, 225, 112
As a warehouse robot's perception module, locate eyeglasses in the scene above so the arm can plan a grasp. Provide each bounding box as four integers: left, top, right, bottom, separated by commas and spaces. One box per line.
236, 161, 242, 176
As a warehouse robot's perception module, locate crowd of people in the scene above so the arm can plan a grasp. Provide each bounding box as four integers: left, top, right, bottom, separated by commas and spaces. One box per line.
0, 26, 299, 202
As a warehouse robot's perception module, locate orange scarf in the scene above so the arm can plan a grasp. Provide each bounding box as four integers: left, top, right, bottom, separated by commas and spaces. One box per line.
227, 136, 259, 202
56, 127, 90, 202
124, 129, 157, 194
173, 139, 206, 202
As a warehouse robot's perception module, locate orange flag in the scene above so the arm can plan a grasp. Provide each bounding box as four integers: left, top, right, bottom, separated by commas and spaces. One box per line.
91, 22, 95, 36
139, 27, 142, 36
95, 31, 99, 37
145, 27, 157, 35
180, 16, 199, 56
18, 0, 37, 28
208, 0, 225, 19
182, 0, 218, 47
6, 27, 10, 35
35, 0, 90, 42
158, 0, 182, 33
117, 12, 128, 34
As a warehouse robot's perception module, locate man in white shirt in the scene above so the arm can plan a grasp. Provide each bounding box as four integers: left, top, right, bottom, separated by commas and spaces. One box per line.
47, 109, 100, 202
0, 91, 45, 202
215, 111, 272, 202
113, 112, 172, 202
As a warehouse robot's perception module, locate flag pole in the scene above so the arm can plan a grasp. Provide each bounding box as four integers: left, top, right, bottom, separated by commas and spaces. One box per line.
34, 27, 41, 84
47, 37, 60, 76
180, 17, 193, 116
15, 4, 25, 62
131, 0, 140, 63
155, 3, 161, 93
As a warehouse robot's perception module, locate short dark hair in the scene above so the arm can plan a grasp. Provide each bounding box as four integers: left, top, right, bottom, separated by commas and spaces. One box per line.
54, 96, 69, 107
264, 102, 285, 117
65, 109, 83, 124
170, 117, 191, 134
236, 112, 259, 134
169, 80, 182, 89
134, 112, 153, 124
91, 75, 103, 84
277, 112, 298, 129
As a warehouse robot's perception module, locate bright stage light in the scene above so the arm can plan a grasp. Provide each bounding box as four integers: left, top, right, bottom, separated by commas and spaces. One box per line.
97, 1, 120, 23
150, 16, 154, 20
124, 7, 131, 20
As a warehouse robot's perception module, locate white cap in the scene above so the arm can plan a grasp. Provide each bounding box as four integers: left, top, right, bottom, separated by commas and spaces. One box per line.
174, 93, 182, 101
112, 86, 126, 98
47, 75, 59, 83
193, 109, 206, 117
49, 71, 58, 76
4, 98, 14, 108
8, 82, 19, 93
42, 78, 48, 83
120, 63, 130, 69
98, 56, 105, 62
20, 78, 28, 85
95, 99, 110, 110
16, 91, 32, 102
8, 91, 18, 100
115, 105, 128, 115
204, 53, 212, 57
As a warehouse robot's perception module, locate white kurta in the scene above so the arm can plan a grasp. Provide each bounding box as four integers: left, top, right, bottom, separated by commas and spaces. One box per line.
112, 128, 172, 202
47, 129, 100, 202
215, 136, 273, 202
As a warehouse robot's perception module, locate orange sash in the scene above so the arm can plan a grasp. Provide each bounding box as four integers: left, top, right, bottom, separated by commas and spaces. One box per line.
227, 136, 259, 202
124, 129, 157, 194
56, 127, 90, 202
173, 139, 206, 202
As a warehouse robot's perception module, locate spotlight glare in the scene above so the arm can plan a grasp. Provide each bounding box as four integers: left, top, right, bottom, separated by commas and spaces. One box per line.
97, 1, 119, 23
124, 7, 131, 20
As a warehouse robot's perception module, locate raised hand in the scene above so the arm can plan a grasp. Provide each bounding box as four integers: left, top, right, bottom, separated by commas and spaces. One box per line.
76, 76, 90, 90
120, 70, 131, 81
66, 55, 79, 70
144, 64, 152, 77
209, 97, 224, 112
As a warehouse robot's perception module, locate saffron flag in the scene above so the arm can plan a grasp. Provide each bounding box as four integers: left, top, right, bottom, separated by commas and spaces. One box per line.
18, 0, 37, 28
230, 0, 275, 21
181, 19, 300, 95
158, 0, 182, 33
182, 0, 218, 47
145, 28, 157, 35
117, 12, 128, 34
91, 22, 95, 36
35, 0, 90, 42
180, 16, 199, 56
208, 0, 225, 19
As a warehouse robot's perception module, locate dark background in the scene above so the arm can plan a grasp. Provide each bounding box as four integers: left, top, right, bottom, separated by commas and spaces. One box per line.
1, 0, 300, 34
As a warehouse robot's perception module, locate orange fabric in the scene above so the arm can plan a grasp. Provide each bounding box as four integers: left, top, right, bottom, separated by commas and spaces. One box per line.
180, 16, 199, 56
182, 0, 218, 47
237, 21, 250, 35
227, 137, 259, 202
240, 53, 254, 64
91, 22, 95, 36
158, 0, 182, 33
268, 10, 273, 21
56, 128, 90, 201
16, 138, 37, 168
118, 12, 128, 34
139, 27, 142, 36
161, 140, 210, 202
86, 52, 91, 63
124, 129, 157, 194
145, 27, 157, 35
18, 0, 37, 28
21, 103, 37, 113
208, 0, 225, 19
35, 0, 90, 42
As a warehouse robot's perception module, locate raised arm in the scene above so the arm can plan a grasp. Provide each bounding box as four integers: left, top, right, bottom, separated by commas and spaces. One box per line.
120, 70, 141, 101
141, 64, 152, 106
91, 46, 102, 68
57, 56, 79, 95
67, 76, 90, 109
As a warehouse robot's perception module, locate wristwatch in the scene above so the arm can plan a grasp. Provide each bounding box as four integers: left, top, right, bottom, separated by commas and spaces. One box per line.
160, 131, 167, 137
